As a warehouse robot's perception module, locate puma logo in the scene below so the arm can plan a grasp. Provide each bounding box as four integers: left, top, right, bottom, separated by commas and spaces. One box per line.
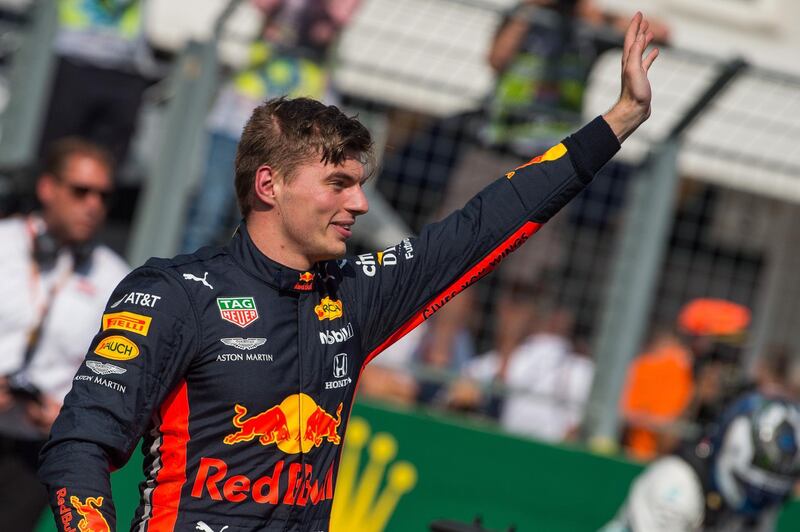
196, 522, 228, 532
183, 272, 213, 289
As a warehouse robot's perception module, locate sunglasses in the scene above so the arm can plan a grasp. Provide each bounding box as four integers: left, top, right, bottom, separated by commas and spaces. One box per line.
61, 181, 114, 204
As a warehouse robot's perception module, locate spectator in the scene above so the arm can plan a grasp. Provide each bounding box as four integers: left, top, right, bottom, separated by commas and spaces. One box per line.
605, 392, 800, 531
358, 322, 424, 406
621, 298, 751, 461
679, 298, 751, 428
0, 139, 128, 530
422, 0, 669, 381
621, 329, 694, 460
39, 0, 155, 166
182, 0, 361, 251
448, 307, 594, 443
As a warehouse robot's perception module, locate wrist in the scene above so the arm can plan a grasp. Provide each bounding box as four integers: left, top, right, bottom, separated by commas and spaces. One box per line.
603, 101, 650, 144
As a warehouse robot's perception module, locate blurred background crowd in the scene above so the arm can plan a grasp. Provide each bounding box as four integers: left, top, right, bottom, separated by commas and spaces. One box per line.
2, 0, 800, 529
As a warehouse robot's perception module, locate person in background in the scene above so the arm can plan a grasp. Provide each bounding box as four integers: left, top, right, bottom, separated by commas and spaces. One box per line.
39, 0, 155, 166
447, 306, 593, 443
182, 0, 361, 251
621, 298, 750, 461
679, 298, 752, 428
604, 392, 800, 532
0, 138, 128, 530
620, 327, 694, 461
420, 0, 669, 393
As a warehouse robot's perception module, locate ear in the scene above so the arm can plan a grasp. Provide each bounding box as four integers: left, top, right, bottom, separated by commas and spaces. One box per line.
253, 164, 279, 208
37, 173, 57, 206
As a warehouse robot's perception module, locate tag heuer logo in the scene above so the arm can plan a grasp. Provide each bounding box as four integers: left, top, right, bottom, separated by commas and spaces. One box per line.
217, 297, 259, 328
220, 337, 266, 350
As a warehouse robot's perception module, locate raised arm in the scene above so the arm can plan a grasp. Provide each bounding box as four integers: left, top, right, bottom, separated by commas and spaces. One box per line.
603, 12, 659, 143
352, 14, 659, 367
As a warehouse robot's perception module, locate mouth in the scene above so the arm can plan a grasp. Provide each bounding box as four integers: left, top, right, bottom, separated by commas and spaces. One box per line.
330, 221, 354, 239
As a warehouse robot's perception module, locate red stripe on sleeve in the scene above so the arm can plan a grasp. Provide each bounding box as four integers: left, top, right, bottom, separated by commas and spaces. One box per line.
148, 381, 190, 531
363, 221, 542, 366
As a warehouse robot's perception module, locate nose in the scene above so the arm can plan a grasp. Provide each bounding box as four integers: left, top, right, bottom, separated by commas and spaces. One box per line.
346, 184, 369, 216
83, 191, 108, 215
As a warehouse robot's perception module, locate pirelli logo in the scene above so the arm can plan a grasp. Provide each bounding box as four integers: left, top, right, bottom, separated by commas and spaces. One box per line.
102, 311, 152, 337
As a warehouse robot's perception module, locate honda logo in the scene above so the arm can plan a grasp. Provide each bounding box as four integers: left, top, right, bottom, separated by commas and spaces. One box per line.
333, 353, 348, 378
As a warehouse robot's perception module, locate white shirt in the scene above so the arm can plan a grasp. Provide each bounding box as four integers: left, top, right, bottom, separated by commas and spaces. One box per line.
0, 217, 128, 437
603, 456, 780, 532
465, 333, 594, 442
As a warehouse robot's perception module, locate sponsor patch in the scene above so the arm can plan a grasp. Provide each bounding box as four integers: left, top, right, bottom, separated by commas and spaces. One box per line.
319, 323, 354, 345
196, 522, 229, 532
94, 335, 139, 361
70, 495, 111, 532
183, 271, 214, 289
56, 488, 77, 532
401, 237, 415, 260
102, 311, 152, 336
216, 353, 273, 362
220, 338, 266, 350
110, 292, 161, 309
326, 353, 352, 389
74, 374, 127, 393
333, 353, 348, 378
315, 297, 343, 321
294, 271, 315, 291
217, 297, 259, 328
356, 243, 410, 277
85, 360, 127, 375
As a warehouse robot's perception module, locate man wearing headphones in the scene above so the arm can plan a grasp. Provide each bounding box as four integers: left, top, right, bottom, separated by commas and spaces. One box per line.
0, 138, 128, 530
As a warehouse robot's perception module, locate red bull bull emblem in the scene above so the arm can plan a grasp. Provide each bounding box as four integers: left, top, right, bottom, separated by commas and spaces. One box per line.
224, 404, 291, 446
70, 495, 111, 532
294, 271, 315, 291
193, 394, 343, 506
223, 393, 342, 454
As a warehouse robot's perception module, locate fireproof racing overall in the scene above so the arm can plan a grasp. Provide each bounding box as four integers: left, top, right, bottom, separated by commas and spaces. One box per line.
39, 117, 619, 531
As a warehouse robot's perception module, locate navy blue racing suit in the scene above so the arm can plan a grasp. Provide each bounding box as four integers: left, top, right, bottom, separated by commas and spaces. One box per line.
39, 117, 619, 531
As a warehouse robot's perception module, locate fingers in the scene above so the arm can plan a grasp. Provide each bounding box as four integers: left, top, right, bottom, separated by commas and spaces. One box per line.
643, 47, 659, 72
628, 25, 656, 70
623, 12, 642, 64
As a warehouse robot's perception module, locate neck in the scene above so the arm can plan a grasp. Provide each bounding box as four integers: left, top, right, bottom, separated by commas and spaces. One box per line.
246, 215, 314, 271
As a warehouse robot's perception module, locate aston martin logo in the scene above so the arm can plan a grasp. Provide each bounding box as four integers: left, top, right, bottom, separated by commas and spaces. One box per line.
86, 361, 127, 375
220, 338, 267, 350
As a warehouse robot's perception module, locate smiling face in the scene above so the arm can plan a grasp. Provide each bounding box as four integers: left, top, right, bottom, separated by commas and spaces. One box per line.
271, 156, 368, 266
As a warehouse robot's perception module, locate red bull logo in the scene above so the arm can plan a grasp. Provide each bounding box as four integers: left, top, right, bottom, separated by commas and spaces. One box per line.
294, 271, 315, 291
192, 457, 334, 506
223, 404, 291, 446
70, 495, 111, 532
304, 403, 342, 446
224, 394, 342, 454
56, 488, 77, 532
